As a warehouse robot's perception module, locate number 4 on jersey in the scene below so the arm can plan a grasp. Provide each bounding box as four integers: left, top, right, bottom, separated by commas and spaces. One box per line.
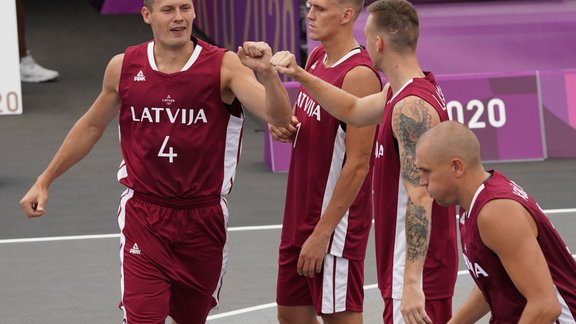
158, 136, 177, 163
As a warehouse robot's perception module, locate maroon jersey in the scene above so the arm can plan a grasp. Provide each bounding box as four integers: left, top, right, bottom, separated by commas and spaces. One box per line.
117, 39, 244, 206
460, 171, 576, 323
373, 72, 458, 299
281, 46, 381, 260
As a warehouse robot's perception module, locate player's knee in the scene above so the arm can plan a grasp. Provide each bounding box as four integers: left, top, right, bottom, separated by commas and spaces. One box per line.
277, 305, 318, 324
321, 311, 363, 324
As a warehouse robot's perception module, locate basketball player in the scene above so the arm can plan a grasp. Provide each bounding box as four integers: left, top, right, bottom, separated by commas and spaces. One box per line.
415, 121, 576, 323
19, 0, 292, 323
269, 0, 381, 323
271, 0, 458, 323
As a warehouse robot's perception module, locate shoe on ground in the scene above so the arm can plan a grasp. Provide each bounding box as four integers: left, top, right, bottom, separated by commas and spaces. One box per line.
20, 53, 59, 83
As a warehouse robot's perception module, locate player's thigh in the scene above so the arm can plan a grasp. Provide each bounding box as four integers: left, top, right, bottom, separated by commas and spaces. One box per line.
310, 254, 364, 315
276, 242, 314, 307
321, 310, 363, 324
425, 298, 452, 324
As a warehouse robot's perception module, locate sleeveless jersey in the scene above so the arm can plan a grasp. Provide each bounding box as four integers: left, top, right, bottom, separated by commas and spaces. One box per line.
117, 39, 244, 207
460, 171, 576, 323
281, 46, 381, 260
373, 72, 458, 299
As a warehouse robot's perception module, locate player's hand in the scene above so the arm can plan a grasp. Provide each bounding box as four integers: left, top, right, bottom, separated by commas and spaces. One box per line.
297, 231, 330, 278
270, 51, 299, 78
269, 115, 299, 143
401, 283, 432, 324
19, 183, 48, 218
237, 41, 273, 72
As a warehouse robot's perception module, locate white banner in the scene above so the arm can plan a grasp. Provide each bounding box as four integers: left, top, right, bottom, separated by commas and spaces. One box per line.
0, 0, 23, 115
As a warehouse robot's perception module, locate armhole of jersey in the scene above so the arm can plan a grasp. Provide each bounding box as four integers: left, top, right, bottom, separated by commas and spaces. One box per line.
305, 47, 321, 70
224, 97, 243, 118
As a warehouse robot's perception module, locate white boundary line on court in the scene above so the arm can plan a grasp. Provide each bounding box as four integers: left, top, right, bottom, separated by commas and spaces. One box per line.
1, 208, 574, 245
0, 208, 574, 320
206, 264, 576, 321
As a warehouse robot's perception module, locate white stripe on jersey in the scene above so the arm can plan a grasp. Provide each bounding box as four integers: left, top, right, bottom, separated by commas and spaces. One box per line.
118, 188, 134, 324
392, 175, 408, 299
221, 114, 244, 195
117, 159, 128, 182
213, 198, 230, 305
321, 255, 349, 313
556, 286, 576, 323
321, 126, 349, 256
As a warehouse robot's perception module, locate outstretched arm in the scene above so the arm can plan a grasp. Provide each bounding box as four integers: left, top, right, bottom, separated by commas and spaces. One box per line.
479, 200, 561, 323
271, 50, 387, 128
222, 41, 292, 129
297, 66, 381, 277
19, 54, 122, 218
393, 97, 441, 324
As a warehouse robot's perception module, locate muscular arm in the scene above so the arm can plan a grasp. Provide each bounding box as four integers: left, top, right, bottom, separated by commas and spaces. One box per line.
272, 51, 387, 127
479, 200, 561, 323
20, 54, 122, 217
298, 66, 381, 277
449, 285, 490, 323
393, 97, 441, 323
222, 47, 292, 128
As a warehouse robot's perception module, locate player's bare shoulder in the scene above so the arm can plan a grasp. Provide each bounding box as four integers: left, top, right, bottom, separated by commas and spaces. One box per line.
392, 95, 440, 140
103, 54, 125, 92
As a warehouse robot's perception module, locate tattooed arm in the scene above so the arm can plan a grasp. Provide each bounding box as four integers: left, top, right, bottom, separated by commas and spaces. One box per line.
391, 96, 441, 324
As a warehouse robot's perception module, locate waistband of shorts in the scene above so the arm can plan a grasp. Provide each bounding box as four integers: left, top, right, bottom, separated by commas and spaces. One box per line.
131, 191, 221, 209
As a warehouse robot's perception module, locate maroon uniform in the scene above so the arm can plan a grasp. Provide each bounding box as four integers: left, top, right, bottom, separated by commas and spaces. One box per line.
277, 46, 380, 314
460, 171, 576, 323
373, 73, 458, 322
116, 38, 243, 323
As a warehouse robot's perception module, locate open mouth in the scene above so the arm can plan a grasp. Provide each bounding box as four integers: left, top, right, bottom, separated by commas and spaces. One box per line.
170, 27, 186, 32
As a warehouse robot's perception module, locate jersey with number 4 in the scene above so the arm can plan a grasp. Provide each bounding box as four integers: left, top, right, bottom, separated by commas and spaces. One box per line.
117, 39, 244, 202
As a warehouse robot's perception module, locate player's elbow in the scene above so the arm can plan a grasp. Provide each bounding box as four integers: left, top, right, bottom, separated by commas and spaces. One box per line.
543, 299, 562, 321
529, 297, 562, 322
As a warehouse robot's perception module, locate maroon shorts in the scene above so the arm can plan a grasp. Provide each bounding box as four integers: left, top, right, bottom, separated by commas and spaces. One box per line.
117, 189, 228, 324
276, 241, 364, 315
382, 297, 452, 324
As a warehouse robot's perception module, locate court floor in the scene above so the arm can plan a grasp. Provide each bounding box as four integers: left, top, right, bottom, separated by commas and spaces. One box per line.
1, 0, 574, 323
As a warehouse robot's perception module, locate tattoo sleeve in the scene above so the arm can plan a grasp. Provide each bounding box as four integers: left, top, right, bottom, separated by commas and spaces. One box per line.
395, 99, 433, 185
406, 197, 429, 261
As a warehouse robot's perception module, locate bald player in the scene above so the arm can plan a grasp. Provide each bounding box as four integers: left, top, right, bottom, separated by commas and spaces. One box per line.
416, 121, 576, 323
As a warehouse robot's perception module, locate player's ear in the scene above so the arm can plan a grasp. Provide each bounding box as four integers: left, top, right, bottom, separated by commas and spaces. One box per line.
141, 6, 152, 24
451, 158, 464, 176
342, 7, 354, 24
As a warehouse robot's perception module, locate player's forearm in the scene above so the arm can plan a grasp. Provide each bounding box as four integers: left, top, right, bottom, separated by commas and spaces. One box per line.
293, 66, 359, 125
255, 67, 292, 128
449, 286, 490, 323
403, 192, 432, 284
314, 159, 371, 238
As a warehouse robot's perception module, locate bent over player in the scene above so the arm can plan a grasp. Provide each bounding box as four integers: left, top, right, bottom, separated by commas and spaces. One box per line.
416, 121, 576, 324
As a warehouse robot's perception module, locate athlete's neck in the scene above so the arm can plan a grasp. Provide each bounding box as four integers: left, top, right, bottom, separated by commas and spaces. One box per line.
152, 40, 195, 74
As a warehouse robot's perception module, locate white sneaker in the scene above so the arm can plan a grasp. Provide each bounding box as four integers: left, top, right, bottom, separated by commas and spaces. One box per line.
20, 52, 59, 83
